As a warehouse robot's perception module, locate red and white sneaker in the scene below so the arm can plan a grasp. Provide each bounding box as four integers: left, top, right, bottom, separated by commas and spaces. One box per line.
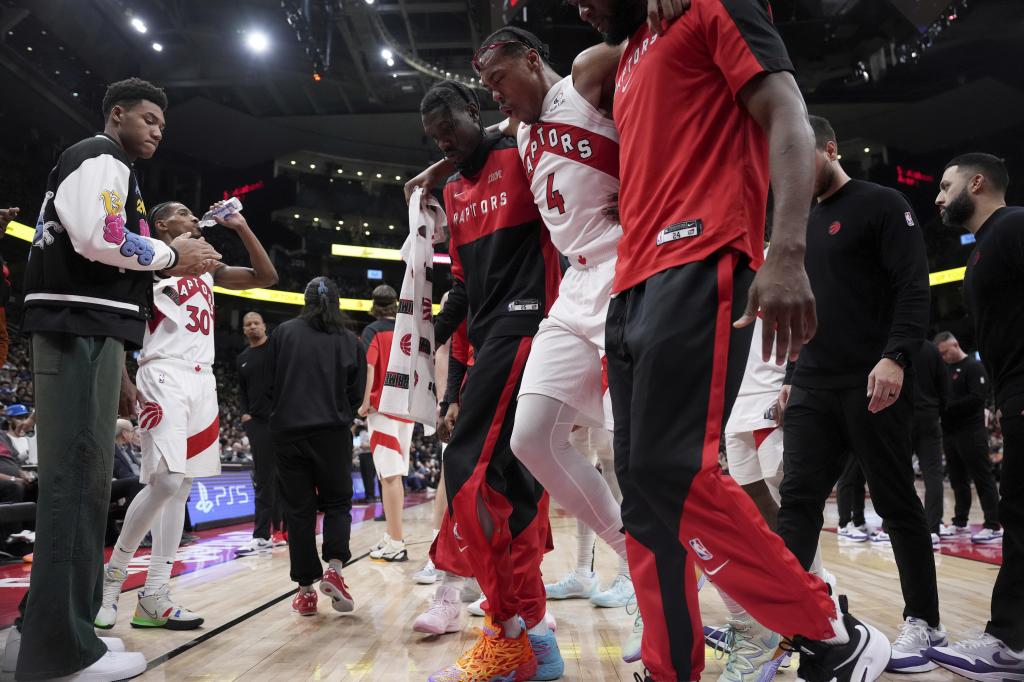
272, 531, 288, 547
320, 567, 355, 613
292, 590, 318, 616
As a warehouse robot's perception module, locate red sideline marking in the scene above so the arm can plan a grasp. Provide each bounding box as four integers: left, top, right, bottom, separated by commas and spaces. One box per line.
186, 416, 220, 459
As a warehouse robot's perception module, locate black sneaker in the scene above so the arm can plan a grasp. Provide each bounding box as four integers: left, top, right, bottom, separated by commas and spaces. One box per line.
632, 671, 653, 682
791, 595, 891, 682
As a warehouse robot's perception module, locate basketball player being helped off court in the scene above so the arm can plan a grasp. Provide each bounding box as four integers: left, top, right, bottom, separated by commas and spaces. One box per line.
95, 200, 277, 630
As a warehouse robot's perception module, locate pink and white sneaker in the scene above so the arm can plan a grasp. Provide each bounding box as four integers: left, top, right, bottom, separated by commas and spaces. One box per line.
320, 567, 355, 612
413, 585, 463, 635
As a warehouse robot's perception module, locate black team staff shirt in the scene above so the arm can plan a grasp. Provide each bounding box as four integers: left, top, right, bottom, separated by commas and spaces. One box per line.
788, 179, 930, 388
942, 356, 988, 433
237, 341, 273, 421
964, 206, 1024, 409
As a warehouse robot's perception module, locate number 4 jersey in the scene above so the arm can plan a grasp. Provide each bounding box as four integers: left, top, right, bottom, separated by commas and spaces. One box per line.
516, 75, 622, 269
136, 271, 221, 482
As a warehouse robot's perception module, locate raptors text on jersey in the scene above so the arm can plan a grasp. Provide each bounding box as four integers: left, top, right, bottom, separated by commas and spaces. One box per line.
140, 271, 216, 366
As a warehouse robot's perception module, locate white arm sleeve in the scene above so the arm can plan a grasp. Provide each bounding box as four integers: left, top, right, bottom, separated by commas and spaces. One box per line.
53, 154, 176, 271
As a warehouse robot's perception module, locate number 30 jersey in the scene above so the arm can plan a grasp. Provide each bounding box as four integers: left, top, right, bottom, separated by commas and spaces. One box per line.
140, 272, 216, 367
517, 75, 622, 268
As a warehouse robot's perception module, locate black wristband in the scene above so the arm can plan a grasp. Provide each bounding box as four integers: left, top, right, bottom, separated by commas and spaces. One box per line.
166, 245, 179, 270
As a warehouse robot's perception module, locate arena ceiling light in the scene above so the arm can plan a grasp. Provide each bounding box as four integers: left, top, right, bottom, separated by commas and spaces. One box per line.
130, 17, 147, 34
246, 30, 270, 54
151, 42, 163, 52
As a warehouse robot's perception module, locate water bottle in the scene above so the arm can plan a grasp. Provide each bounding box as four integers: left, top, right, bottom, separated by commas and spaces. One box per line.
198, 197, 242, 228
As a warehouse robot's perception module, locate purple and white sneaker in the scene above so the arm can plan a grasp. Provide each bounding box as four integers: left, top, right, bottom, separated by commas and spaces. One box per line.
927, 632, 1024, 681
887, 617, 946, 673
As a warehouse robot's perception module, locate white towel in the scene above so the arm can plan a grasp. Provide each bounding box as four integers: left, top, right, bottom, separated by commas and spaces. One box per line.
378, 188, 447, 436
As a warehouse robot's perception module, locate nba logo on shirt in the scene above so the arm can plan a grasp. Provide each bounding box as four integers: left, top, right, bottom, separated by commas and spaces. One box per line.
688, 537, 713, 561
904, 211, 915, 226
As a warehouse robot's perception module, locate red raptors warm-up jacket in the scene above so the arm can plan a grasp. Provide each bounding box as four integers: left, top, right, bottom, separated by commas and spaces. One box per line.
433, 133, 561, 351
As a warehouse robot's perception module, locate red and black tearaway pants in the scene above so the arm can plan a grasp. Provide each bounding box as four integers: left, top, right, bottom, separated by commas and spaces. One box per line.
605, 251, 835, 682
430, 334, 551, 627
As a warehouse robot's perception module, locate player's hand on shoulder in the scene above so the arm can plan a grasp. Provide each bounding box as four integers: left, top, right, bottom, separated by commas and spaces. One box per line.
648, 0, 691, 36
169, 233, 222, 272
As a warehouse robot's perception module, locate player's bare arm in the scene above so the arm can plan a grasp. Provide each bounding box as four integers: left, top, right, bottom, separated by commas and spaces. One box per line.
733, 71, 817, 366
210, 203, 279, 290
571, 41, 624, 113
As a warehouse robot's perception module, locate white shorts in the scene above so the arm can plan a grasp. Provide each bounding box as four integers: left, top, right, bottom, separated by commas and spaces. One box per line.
519, 258, 615, 431
368, 411, 414, 479
724, 428, 783, 488
136, 360, 221, 484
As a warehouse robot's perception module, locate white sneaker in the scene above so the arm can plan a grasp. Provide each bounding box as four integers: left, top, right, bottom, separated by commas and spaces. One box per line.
931, 533, 940, 546
887, 617, 946, 673
971, 528, 1003, 544
460, 579, 482, 604
59, 649, 147, 681
368, 533, 389, 557
622, 597, 643, 663
938, 523, 958, 538
100, 637, 125, 652
131, 586, 204, 630
412, 585, 463, 635
717, 618, 784, 682
467, 595, 485, 617
235, 537, 274, 556
870, 530, 891, 544
591, 574, 635, 608
1, 628, 20, 682
544, 570, 597, 600
94, 566, 128, 630
414, 559, 440, 584
370, 536, 408, 562
840, 522, 869, 542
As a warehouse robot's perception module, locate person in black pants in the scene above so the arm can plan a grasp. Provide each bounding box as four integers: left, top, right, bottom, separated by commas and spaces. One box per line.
927, 152, 1023, 676
353, 423, 376, 502
835, 458, 867, 539
266, 277, 365, 616
914, 340, 950, 541
237, 311, 287, 555
934, 331, 1001, 542
778, 116, 942, 673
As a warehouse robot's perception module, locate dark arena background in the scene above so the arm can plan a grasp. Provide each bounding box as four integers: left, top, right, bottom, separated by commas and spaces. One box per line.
0, 0, 1019, 680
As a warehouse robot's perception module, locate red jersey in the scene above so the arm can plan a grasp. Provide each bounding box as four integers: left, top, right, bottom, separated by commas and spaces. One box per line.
362, 318, 396, 410
611, 0, 793, 293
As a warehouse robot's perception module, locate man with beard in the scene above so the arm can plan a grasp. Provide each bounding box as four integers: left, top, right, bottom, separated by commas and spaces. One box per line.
569, 2, 890, 681
419, 80, 563, 682
777, 116, 941, 673
928, 153, 1023, 680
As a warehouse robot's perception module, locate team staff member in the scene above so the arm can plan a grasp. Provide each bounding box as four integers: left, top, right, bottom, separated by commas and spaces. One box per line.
237, 311, 287, 555
928, 154, 1023, 678
779, 115, 941, 673
266, 277, 365, 616
934, 331, 1002, 542
914, 340, 950, 542
572, 2, 889, 681
418, 80, 562, 682
6, 77, 218, 682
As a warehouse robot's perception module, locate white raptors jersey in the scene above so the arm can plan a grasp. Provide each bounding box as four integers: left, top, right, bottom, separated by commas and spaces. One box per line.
517, 76, 622, 268
139, 272, 216, 367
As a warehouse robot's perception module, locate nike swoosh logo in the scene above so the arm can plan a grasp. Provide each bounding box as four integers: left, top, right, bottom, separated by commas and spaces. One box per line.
457, 544, 469, 553
836, 624, 870, 669
705, 560, 730, 576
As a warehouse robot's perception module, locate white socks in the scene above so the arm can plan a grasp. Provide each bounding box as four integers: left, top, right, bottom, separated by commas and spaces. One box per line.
576, 521, 596, 573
